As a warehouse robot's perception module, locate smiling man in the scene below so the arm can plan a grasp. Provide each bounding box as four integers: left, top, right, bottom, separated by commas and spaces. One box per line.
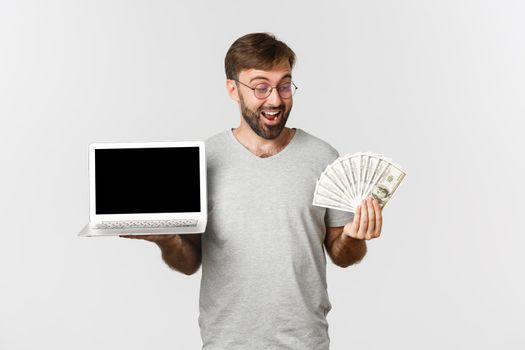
231, 67, 293, 141
125, 32, 383, 350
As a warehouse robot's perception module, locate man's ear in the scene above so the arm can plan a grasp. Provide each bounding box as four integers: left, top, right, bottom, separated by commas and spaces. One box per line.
226, 79, 240, 102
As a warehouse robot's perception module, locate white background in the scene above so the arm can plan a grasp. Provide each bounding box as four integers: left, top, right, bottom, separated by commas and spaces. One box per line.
1, 0, 524, 349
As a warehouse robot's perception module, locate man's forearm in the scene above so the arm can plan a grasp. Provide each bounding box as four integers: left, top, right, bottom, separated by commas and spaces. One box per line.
158, 235, 201, 275
330, 233, 367, 268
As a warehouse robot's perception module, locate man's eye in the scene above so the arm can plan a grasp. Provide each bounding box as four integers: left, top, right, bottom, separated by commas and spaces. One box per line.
278, 83, 292, 92
255, 84, 271, 93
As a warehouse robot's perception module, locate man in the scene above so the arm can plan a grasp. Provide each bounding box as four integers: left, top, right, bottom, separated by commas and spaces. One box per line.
125, 32, 383, 349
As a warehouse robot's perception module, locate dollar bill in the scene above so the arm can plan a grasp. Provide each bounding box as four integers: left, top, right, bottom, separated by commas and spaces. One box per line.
368, 162, 406, 209
312, 192, 355, 212
312, 152, 407, 213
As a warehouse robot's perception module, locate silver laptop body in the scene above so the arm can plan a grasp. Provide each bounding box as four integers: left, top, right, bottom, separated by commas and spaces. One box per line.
79, 141, 207, 237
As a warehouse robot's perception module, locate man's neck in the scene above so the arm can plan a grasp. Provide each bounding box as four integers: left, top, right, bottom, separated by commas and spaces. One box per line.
232, 125, 296, 158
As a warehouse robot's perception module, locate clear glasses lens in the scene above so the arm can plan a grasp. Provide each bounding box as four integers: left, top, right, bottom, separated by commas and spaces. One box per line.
254, 84, 271, 98
253, 83, 296, 99
277, 83, 293, 98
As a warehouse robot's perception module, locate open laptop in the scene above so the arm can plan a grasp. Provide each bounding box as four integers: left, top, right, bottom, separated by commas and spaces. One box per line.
79, 141, 207, 237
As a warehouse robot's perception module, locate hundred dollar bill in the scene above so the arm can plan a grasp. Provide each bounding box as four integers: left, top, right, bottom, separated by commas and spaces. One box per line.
317, 171, 347, 199
312, 192, 355, 212
328, 159, 356, 204
337, 153, 360, 201
313, 180, 353, 207
367, 162, 406, 209
362, 153, 373, 199
361, 157, 388, 202
341, 153, 363, 203
352, 153, 365, 202
321, 166, 354, 205
313, 151, 406, 213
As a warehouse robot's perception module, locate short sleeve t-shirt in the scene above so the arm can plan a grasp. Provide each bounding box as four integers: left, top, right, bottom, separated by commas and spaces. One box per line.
199, 128, 354, 350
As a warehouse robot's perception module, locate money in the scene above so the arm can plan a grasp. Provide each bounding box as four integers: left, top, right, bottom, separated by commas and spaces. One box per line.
312, 152, 407, 213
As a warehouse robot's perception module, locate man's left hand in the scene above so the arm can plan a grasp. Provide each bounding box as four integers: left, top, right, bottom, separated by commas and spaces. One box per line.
343, 197, 383, 240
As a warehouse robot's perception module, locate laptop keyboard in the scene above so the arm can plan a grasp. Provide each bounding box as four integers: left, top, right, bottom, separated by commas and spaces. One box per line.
97, 219, 198, 229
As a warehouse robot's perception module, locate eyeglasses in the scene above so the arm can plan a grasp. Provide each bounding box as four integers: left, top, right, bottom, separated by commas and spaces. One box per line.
234, 79, 298, 99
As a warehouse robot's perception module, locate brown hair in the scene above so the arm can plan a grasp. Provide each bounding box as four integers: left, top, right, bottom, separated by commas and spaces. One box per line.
224, 32, 296, 80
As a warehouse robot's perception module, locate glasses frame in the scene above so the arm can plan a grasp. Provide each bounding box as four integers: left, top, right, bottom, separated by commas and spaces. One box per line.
233, 79, 298, 100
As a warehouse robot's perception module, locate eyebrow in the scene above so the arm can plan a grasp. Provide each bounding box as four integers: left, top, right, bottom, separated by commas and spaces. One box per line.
249, 73, 292, 84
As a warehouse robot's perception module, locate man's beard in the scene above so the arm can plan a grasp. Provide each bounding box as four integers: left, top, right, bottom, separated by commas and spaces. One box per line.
239, 94, 292, 140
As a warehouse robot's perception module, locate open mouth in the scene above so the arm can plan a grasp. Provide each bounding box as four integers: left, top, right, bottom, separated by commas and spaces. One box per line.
261, 110, 282, 124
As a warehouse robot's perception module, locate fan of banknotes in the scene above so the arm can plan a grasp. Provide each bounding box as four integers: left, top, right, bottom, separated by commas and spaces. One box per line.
313, 152, 407, 213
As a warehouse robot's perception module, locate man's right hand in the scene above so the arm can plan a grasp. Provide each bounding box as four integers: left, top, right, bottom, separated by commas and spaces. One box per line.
120, 234, 202, 275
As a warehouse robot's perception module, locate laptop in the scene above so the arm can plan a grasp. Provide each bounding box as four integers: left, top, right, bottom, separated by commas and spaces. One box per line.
79, 141, 207, 237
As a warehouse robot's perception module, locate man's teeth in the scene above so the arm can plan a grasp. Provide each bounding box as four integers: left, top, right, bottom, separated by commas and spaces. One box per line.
262, 110, 280, 118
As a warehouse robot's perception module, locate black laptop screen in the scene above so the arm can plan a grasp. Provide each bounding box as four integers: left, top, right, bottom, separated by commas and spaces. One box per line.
95, 147, 201, 214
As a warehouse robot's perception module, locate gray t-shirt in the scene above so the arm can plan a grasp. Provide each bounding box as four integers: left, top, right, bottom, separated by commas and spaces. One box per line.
199, 128, 354, 350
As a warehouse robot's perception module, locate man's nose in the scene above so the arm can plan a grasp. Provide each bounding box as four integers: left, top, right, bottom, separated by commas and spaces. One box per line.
265, 87, 283, 106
